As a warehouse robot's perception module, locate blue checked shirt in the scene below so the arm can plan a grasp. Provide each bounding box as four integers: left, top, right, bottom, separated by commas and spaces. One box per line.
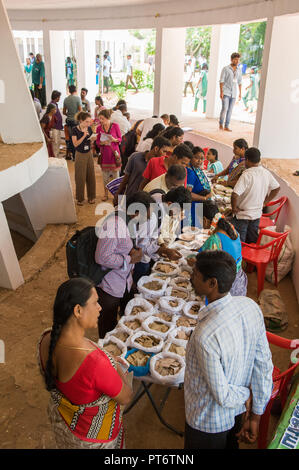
184, 293, 273, 433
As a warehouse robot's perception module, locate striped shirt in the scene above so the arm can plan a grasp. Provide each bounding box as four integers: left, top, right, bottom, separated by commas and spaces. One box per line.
184, 293, 273, 433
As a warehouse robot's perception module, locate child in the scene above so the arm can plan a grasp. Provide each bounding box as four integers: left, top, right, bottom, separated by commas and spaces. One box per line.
207, 148, 224, 175
192, 146, 207, 170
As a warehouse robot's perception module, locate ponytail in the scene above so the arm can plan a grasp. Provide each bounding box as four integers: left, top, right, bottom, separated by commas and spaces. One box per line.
217, 218, 238, 240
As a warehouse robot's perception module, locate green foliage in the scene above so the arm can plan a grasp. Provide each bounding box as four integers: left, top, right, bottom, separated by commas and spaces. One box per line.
110, 83, 126, 100
133, 69, 146, 89
185, 26, 212, 63
238, 21, 266, 67
146, 72, 154, 91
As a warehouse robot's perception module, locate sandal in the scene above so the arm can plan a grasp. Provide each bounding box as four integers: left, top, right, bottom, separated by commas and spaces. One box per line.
88, 199, 96, 204
293, 171, 299, 176
77, 201, 84, 206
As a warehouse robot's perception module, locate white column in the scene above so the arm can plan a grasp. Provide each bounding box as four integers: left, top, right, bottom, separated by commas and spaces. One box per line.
42, 26, 53, 104
206, 24, 240, 119
75, 30, 98, 102
49, 30, 67, 103
153, 27, 186, 119
253, 15, 299, 159
0, 203, 24, 290
0, 0, 43, 143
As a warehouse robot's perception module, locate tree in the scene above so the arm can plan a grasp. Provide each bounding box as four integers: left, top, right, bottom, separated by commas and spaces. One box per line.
238, 21, 266, 67
185, 26, 212, 64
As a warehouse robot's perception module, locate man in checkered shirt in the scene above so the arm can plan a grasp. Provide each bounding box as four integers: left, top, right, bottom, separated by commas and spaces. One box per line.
184, 250, 273, 449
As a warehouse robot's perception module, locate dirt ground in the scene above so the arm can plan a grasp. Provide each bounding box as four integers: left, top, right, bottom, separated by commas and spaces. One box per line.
1, 150, 299, 450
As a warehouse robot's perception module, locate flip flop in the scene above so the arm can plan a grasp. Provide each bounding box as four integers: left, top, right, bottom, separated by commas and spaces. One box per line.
293, 171, 299, 176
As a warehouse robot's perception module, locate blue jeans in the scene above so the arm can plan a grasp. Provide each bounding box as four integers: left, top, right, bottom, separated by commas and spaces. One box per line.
231, 217, 260, 244
219, 95, 236, 128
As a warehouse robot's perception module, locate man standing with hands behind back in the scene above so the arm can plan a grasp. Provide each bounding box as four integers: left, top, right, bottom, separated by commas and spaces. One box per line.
219, 52, 242, 132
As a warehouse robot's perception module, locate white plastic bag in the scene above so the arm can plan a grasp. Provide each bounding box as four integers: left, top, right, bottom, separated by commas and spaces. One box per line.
106, 327, 131, 346
150, 352, 185, 385
124, 297, 155, 318
158, 295, 186, 314
142, 315, 174, 339
166, 286, 190, 302
118, 314, 143, 335
178, 265, 193, 279
174, 314, 198, 329
163, 339, 187, 359
182, 226, 201, 235
169, 276, 193, 291
183, 300, 205, 320
137, 275, 168, 298
148, 272, 171, 284
260, 225, 294, 284
99, 336, 127, 358
129, 330, 164, 353
168, 327, 194, 346
152, 260, 180, 277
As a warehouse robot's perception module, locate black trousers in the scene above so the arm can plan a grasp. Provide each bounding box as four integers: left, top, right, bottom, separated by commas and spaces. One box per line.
34, 84, 47, 108
96, 287, 134, 339
184, 414, 243, 450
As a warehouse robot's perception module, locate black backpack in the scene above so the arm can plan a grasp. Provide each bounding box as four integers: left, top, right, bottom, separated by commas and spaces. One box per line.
66, 212, 135, 285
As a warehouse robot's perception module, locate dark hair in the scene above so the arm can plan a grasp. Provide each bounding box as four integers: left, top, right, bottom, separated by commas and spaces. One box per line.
144, 123, 165, 141
118, 104, 127, 113
184, 140, 194, 151
231, 52, 240, 60
195, 251, 236, 294
150, 136, 171, 150
169, 114, 179, 126
208, 148, 218, 160
30, 89, 35, 100
81, 87, 88, 94
99, 108, 113, 119
166, 164, 187, 181
105, 50, 109, 54
126, 191, 155, 210
202, 200, 237, 240
163, 186, 192, 207
160, 113, 169, 121
95, 95, 104, 106
173, 143, 193, 161
44, 278, 95, 390
45, 103, 56, 115
69, 85, 77, 94
162, 126, 184, 140
76, 111, 91, 122
29, 52, 34, 56
51, 90, 61, 101
245, 147, 261, 163
192, 146, 204, 155
116, 99, 127, 107
104, 54, 107, 59
233, 138, 248, 150
201, 63, 208, 70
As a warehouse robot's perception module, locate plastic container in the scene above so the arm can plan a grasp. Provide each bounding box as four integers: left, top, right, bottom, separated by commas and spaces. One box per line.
124, 348, 155, 377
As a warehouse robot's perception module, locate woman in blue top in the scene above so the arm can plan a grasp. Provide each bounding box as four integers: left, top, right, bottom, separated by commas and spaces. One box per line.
187, 148, 212, 227
188, 200, 247, 296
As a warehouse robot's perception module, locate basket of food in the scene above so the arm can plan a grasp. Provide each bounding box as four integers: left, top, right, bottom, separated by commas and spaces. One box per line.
158, 296, 186, 314
142, 315, 174, 339
129, 330, 164, 353
137, 276, 168, 298
124, 348, 155, 377
150, 352, 185, 385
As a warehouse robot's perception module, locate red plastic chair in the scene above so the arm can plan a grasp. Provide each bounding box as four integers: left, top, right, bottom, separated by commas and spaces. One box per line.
241, 228, 290, 296
259, 196, 288, 230
258, 332, 299, 449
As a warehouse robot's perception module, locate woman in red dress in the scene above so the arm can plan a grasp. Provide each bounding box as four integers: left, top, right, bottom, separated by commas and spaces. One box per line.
40, 103, 56, 158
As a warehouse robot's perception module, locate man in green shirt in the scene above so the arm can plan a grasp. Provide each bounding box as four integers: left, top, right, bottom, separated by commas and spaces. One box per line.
63, 85, 82, 160
32, 53, 47, 108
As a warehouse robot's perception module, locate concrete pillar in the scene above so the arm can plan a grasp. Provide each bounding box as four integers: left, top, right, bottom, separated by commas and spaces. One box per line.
0, 0, 43, 143
206, 24, 240, 120
253, 15, 299, 159
49, 30, 67, 103
0, 203, 24, 290
75, 30, 98, 102
42, 26, 53, 105
153, 27, 186, 119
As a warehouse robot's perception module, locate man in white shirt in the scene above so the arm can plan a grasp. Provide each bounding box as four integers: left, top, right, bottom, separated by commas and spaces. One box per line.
125, 54, 138, 93
136, 116, 164, 151
231, 147, 280, 243
110, 103, 131, 136
184, 59, 195, 97
103, 54, 110, 93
